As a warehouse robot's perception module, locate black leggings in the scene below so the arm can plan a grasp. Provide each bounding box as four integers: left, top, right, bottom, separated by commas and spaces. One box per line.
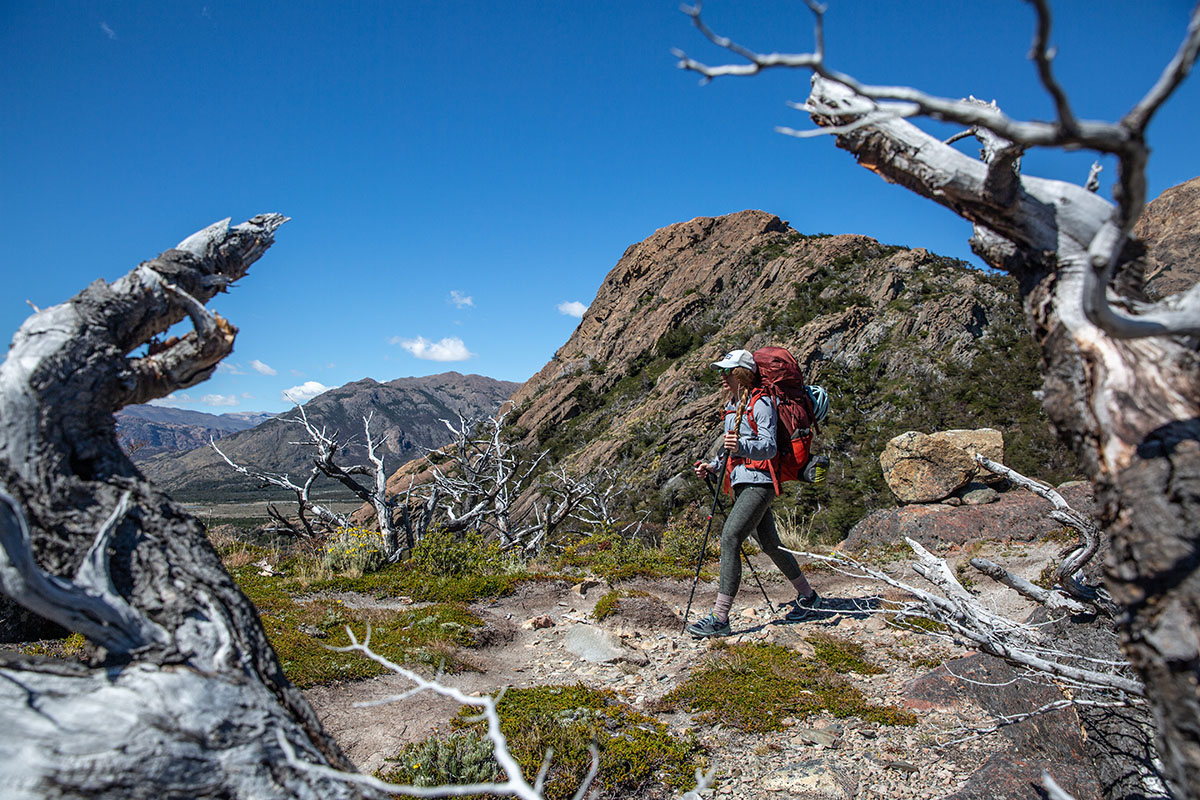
718, 483, 801, 597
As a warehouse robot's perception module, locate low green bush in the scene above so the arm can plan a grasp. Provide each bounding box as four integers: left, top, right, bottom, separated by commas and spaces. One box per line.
557, 527, 709, 583
806, 631, 885, 675
230, 561, 485, 687
452, 684, 704, 800
379, 729, 497, 788
322, 526, 387, 575
410, 527, 515, 578
656, 642, 915, 732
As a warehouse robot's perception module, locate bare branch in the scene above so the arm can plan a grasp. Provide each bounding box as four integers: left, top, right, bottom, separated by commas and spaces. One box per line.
1086, 161, 1102, 193
1124, 5, 1200, 132
969, 557, 1090, 615
786, 545, 1143, 696
1027, 0, 1078, 133
937, 697, 1137, 746
678, 3, 1200, 340
209, 437, 347, 531
975, 455, 1101, 600
278, 626, 605, 800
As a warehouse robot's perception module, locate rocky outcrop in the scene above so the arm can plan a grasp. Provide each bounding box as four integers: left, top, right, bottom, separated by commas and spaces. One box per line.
1132, 176, 1200, 300
905, 655, 1103, 800
500, 211, 1032, 512
879, 429, 1004, 503
843, 481, 1094, 551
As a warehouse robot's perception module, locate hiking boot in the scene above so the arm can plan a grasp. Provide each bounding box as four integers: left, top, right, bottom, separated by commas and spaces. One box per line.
783, 591, 821, 622
802, 455, 830, 484
686, 613, 732, 639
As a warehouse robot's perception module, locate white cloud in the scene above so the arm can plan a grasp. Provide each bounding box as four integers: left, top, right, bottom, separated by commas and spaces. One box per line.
290, 368, 305, 377
149, 393, 192, 408
449, 290, 474, 309
201, 394, 239, 407
558, 300, 588, 318
217, 362, 246, 375
249, 359, 277, 376
391, 336, 474, 362
100, 22, 116, 39
282, 381, 331, 403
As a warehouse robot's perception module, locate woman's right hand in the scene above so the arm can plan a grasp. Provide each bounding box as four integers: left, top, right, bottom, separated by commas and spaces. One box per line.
693, 460, 714, 478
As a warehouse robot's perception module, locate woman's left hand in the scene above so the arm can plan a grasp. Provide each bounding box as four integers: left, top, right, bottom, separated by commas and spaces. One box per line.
723, 432, 738, 453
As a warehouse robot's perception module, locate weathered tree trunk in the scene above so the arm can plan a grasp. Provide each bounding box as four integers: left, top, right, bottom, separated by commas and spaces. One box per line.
805, 76, 1200, 794
0, 217, 372, 798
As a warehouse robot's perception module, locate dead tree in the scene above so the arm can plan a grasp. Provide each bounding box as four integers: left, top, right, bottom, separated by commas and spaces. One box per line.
421, 410, 623, 553
0, 217, 369, 797
210, 436, 346, 539
678, 3, 1200, 793
213, 407, 409, 557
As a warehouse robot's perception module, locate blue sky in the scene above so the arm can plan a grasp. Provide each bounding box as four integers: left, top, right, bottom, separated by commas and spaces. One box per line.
3, 1, 1197, 413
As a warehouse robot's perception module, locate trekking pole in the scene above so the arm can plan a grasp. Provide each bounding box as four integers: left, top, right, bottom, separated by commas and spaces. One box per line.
681, 453, 727, 633
740, 541, 775, 616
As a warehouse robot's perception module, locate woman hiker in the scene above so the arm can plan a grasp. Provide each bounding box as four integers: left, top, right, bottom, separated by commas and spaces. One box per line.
687, 349, 821, 638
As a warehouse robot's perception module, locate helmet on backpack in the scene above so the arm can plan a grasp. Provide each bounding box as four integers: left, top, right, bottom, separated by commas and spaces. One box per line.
807, 385, 830, 424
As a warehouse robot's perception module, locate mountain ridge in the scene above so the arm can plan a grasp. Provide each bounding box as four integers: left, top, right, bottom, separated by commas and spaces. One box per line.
140, 372, 519, 501
117, 406, 276, 459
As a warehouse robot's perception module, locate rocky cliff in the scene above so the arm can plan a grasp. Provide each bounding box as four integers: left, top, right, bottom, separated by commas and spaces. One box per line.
142, 373, 519, 501
116, 406, 275, 460
1133, 175, 1200, 300
496, 210, 1077, 541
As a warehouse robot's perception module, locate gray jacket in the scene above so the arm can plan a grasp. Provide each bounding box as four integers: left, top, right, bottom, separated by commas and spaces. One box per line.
709, 394, 777, 487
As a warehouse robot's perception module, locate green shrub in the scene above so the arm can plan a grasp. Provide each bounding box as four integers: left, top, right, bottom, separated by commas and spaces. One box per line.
379, 729, 497, 787
230, 559, 485, 687
656, 642, 914, 732
451, 684, 704, 800
660, 520, 719, 564
322, 526, 387, 575
807, 631, 885, 675
410, 527, 511, 578
557, 527, 707, 582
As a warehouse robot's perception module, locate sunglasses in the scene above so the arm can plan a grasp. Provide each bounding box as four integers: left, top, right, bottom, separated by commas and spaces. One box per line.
719, 367, 734, 375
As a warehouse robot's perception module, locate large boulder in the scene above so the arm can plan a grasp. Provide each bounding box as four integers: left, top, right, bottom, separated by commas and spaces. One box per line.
879, 429, 1003, 503
933, 428, 1004, 463
843, 481, 1094, 551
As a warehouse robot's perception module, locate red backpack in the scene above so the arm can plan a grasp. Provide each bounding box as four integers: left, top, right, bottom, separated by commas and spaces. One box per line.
744, 346, 816, 494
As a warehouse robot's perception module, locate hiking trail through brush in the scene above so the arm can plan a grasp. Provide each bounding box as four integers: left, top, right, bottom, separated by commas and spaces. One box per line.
305, 539, 1082, 799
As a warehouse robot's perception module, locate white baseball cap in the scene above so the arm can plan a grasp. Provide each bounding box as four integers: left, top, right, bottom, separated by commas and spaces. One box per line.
712, 349, 757, 371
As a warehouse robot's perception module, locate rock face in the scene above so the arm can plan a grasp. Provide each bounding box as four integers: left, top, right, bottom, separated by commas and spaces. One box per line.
843, 481, 1094, 551
879, 429, 1003, 503
115, 406, 274, 460
141, 372, 519, 501
491, 211, 1044, 523
1133, 175, 1200, 300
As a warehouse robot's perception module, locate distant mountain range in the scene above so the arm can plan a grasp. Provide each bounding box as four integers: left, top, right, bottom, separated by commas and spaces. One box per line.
117, 406, 277, 460
138, 373, 519, 501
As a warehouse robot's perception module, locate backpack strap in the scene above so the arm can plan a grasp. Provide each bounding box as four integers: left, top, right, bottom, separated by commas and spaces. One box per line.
724, 391, 782, 496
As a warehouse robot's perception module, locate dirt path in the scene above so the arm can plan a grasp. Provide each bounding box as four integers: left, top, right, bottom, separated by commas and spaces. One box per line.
304, 540, 1074, 798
